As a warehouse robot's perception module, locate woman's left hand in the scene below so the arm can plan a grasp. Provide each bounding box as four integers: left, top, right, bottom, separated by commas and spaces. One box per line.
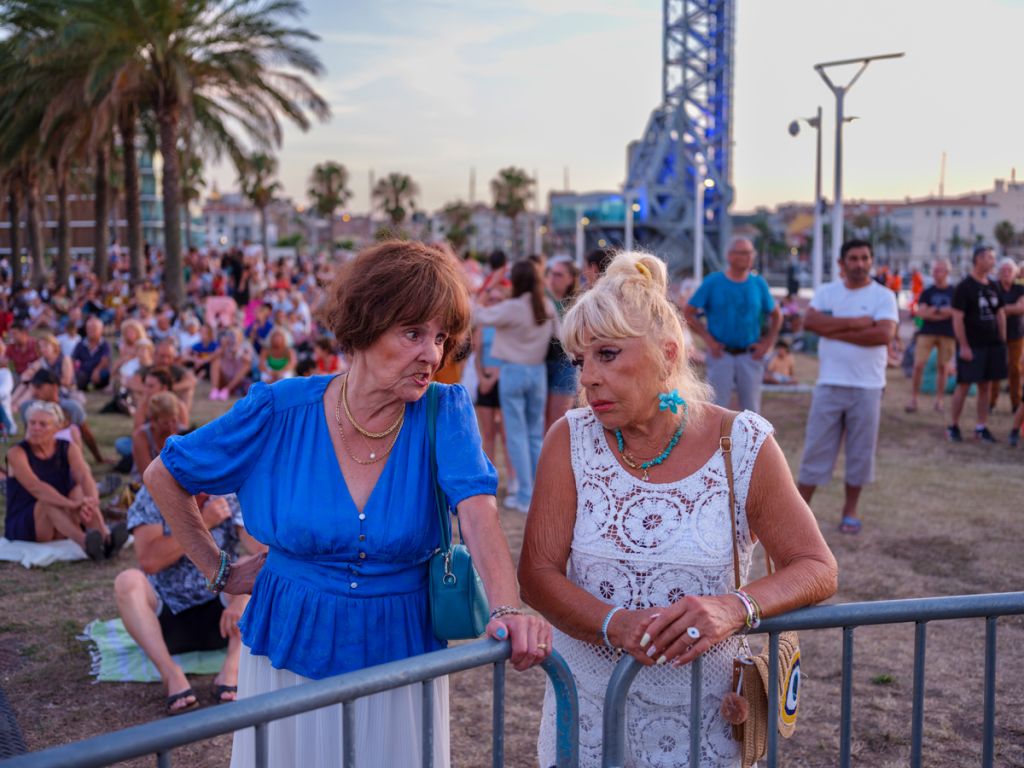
487, 612, 553, 672
219, 596, 246, 639
642, 594, 746, 667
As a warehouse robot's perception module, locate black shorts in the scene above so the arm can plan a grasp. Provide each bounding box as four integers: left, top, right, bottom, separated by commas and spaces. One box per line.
956, 344, 1008, 384
476, 379, 500, 409
158, 596, 229, 655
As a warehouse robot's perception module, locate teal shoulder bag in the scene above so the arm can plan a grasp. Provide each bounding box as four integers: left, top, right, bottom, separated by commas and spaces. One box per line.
426, 383, 490, 640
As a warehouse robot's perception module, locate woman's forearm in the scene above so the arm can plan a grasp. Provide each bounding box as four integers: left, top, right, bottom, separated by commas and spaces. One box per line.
521, 561, 621, 645
740, 553, 838, 621
456, 495, 521, 609
144, 458, 221, 581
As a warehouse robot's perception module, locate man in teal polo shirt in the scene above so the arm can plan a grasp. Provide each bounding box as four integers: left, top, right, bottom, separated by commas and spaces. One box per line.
684, 237, 782, 413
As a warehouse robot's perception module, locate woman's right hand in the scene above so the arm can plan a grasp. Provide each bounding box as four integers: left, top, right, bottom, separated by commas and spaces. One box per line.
606, 607, 663, 666
224, 551, 267, 595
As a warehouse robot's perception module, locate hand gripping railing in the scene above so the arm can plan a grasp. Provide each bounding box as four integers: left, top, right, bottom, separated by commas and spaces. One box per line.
0, 639, 579, 768
601, 591, 1024, 768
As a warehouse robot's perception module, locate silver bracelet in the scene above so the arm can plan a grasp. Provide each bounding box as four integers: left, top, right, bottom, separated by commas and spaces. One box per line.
489, 605, 522, 620
601, 606, 624, 649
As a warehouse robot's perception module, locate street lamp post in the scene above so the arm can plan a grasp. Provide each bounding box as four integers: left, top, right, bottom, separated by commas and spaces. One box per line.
789, 107, 824, 290
815, 52, 904, 265
575, 205, 589, 268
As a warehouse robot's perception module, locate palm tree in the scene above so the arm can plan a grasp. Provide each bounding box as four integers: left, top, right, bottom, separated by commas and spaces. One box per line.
64, 0, 329, 307
308, 162, 352, 256
441, 201, 476, 253
373, 172, 419, 228
179, 147, 205, 250
995, 220, 1015, 255
238, 153, 281, 260
874, 220, 908, 264
491, 167, 535, 258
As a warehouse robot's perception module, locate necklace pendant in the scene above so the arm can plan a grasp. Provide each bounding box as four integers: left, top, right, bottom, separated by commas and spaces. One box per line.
642, 469, 650, 481
369, 451, 376, 459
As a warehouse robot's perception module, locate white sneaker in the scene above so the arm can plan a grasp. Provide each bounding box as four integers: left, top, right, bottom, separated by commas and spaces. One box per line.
504, 496, 530, 513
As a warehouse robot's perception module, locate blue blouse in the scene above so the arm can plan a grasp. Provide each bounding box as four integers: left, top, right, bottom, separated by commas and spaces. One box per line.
161, 375, 498, 680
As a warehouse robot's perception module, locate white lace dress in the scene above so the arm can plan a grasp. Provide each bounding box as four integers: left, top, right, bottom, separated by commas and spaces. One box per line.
538, 407, 772, 768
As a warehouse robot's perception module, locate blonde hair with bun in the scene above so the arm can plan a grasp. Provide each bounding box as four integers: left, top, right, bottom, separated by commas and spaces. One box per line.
561, 250, 711, 414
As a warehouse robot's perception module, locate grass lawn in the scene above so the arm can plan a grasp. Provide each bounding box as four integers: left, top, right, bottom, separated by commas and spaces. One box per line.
1, 346, 1022, 767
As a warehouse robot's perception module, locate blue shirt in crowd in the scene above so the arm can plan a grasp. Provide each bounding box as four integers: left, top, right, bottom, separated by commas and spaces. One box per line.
161, 376, 498, 680
688, 271, 775, 349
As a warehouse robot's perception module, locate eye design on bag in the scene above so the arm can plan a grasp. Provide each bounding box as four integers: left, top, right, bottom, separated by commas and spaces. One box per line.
781, 653, 801, 725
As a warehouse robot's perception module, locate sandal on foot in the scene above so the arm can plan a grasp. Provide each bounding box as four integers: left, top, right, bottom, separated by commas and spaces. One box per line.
904, 403, 918, 413
83, 529, 104, 562
838, 516, 862, 535
104, 521, 129, 559
211, 684, 238, 704
166, 688, 199, 716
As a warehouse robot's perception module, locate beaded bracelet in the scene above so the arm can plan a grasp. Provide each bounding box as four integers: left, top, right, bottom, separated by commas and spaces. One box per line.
489, 605, 522, 620
205, 550, 231, 593
731, 589, 761, 633
601, 606, 624, 649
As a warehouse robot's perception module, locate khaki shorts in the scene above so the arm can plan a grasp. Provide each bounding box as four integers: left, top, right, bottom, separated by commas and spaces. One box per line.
914, 334, 956, 368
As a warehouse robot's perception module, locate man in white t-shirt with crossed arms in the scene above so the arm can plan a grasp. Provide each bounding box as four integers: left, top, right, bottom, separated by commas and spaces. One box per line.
798, 240, 899, 534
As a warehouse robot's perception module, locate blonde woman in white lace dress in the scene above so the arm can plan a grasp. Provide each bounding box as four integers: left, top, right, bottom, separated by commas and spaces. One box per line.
519, 251, 837, 767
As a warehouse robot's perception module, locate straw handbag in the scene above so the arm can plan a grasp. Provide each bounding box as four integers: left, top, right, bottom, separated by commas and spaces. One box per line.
720, 413, 801, 768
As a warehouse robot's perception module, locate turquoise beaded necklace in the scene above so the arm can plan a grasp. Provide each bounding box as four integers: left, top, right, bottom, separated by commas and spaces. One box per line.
614, 400, 689, 481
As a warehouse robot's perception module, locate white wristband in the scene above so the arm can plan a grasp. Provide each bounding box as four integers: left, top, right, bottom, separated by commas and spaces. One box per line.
601, 606, 624, 649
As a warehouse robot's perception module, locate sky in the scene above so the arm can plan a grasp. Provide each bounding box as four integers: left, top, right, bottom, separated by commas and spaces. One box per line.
207, 0, 1024, 214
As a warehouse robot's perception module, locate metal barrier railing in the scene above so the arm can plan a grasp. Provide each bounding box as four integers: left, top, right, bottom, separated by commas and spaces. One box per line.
602, 591, 1024, 768
0, 639, 579, 768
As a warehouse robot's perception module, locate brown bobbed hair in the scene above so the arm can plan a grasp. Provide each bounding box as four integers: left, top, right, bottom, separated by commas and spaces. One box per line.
318, 240, 472, 366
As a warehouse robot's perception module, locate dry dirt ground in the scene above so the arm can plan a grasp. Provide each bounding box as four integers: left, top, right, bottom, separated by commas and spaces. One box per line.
1, 347, 1023, 767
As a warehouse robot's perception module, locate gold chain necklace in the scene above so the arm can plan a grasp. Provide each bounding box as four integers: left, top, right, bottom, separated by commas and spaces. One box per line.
340, 375, 404, 439
336, 413, 403, 465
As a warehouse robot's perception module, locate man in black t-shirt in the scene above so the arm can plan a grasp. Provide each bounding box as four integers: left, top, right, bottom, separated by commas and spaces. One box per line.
989, 258, 1024, 413
909, 259, 956, 413
948, 246, 1007, 443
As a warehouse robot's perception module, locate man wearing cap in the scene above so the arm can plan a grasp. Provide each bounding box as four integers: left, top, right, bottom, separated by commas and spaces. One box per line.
684, 236, 782, 413
947, 245, 1007, 443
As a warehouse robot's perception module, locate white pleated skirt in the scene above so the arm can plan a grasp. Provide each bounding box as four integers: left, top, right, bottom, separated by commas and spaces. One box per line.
230, 645, 451, 768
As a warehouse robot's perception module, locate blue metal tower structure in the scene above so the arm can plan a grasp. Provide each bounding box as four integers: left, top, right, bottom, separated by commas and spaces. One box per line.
624, 0, 735, 271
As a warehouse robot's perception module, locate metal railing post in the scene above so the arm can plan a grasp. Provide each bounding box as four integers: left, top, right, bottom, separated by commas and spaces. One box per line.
910, 622, 927, 767
540, 654, 580, 768
982, 616, 997, 768
687, 656, 703, 768
492, 663, 505, 768
766, 633, 780, 767
342, 700, 355, 768
422, 679, 434, 768
601, 656, 641, 768
839, 626, 854, 768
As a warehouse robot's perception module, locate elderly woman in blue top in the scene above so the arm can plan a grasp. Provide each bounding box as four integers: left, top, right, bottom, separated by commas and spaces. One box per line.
145, 240, 552, 768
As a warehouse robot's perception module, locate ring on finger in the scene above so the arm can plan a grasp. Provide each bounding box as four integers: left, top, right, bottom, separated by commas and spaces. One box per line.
537, 642, 548, 650
686, 626, 701, 640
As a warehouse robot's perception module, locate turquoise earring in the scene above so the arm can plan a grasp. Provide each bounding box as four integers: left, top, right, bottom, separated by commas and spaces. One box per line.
658, 389, 685, 414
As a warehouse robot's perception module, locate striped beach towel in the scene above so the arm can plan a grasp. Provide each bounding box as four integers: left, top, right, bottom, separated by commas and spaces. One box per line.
80, 619, 225, 683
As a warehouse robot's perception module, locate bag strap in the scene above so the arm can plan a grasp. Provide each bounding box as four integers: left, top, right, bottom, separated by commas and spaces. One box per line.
722, 411, 773, 592
425, 383, 452, 552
